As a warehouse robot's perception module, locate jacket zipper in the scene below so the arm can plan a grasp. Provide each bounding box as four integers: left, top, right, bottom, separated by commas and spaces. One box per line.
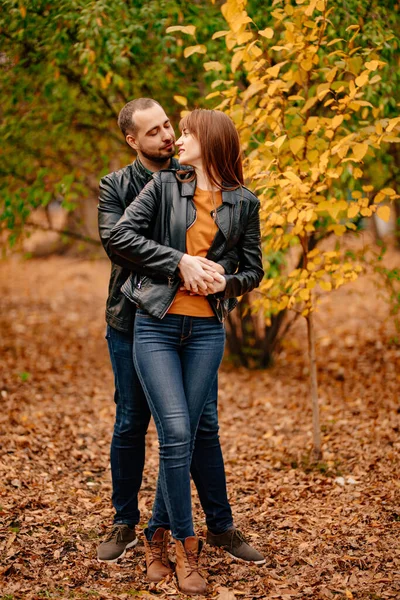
160, 289, 178, 319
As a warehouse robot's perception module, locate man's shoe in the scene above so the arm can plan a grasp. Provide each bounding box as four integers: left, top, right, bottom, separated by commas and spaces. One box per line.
206, 527, 266, 565
97, 524, 138, 563
144, 528, 173, 582
174, 536, 207, 595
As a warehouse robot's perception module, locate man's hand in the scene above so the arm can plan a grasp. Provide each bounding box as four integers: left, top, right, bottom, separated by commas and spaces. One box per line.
178, 254, 216, 294
194, 272, 227, 296
196, 257, 225, 275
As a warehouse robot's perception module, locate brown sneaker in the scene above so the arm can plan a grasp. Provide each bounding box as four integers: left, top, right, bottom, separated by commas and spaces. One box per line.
97, 524, 138, 563
206, 527, 266, 565
174, 536, 207, 595
144, 528, 173, 582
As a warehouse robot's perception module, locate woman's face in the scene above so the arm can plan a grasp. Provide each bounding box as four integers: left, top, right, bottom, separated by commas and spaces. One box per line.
176, 128, 202, 168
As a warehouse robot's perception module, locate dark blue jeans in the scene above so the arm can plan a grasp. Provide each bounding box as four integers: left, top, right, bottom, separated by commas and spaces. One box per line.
133, 311, 226, 541
106, 323, 233, 535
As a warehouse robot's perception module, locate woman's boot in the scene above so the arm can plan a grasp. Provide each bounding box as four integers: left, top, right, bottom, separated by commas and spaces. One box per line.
144, 528, 173, 582
174, 536, 207, 595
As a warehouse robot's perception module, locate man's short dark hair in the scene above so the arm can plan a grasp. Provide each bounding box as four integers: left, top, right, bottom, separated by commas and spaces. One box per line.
117, 98, 162, 137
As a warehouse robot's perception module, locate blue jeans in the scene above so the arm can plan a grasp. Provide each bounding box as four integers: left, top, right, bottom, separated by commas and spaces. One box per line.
106, 324, 233, 535
133, 311, 226, 541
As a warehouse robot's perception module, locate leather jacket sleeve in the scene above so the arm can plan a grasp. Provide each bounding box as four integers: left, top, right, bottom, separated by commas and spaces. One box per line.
98, 175, 143, 272
218, 248, 239, 275
109, 176, 184, 278
222, 199, 264, 298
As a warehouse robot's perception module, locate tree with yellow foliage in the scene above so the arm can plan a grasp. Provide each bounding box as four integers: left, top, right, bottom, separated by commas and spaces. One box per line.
168, 0, 400, 459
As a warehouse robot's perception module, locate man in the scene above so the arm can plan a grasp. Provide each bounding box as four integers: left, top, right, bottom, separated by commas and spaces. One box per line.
97, 98, 265, 567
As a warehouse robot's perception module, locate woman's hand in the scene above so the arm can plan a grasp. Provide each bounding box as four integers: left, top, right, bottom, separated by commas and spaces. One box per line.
178, 254, 216, 294
196, 273, 226, 296
179, 270, 227, 296
195, 257, 225, 275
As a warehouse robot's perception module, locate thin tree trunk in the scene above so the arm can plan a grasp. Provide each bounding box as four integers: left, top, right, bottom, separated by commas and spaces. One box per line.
306, 310, 322, 461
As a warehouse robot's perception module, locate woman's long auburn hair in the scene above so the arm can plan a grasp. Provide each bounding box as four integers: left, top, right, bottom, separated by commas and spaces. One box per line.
177, 109, 244, 190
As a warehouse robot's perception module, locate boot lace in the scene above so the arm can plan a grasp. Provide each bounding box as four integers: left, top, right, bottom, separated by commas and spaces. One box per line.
185, 549, 200, 573
231, 528, 248, 547
149, 539, 164, 563
105, 524, 128, 543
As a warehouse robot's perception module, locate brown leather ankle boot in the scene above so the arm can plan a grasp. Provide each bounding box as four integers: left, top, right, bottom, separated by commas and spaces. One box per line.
174, 536, 207, 595
144, 528, 173, 582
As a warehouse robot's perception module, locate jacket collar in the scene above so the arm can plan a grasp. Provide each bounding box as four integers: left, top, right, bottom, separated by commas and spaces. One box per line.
132, 157, 180, 182
180, 177, 239, 205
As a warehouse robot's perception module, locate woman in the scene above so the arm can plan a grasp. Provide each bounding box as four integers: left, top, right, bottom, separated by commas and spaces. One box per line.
109, 109, 263, 594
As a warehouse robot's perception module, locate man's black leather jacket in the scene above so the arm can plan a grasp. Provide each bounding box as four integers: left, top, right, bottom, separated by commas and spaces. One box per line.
98, 159, 240, 332
108, 170, 264, 323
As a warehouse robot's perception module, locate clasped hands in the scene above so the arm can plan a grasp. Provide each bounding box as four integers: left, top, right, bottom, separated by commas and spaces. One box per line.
178, 254, 227, 296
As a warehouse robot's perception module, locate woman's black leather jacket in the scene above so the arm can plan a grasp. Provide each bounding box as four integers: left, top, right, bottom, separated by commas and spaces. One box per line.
109, 170, 264, 322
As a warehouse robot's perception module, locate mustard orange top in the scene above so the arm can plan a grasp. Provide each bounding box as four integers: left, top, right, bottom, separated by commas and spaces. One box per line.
168, 188, 223, 317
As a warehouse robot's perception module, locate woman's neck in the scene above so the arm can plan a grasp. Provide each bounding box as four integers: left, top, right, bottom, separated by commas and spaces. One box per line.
194, 167, 221, 191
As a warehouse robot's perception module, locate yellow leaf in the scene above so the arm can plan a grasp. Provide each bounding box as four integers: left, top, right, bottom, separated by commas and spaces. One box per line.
287, 208, 298, 223
355, 70, 369, 87
319, 280, 332, 291
353, 168, 363, 178
307, 248, 320, 258
353, 142, 368, 162
274, 135, 287, 149
330, 224, 346, 236
267, 61, 287, 78
231, 49, 244, 73
301, 96, 319, 114
331, 114, 343, 129
237, 31, 254, 44
212, 30, 229, 40
370, 75, 382, 85
299, 289, 310, 301
166, 25, 196, 36
259, 28, 274, 39
360, 207, 372, 217
326, 67, 338, 83
20, 5, 26, 17
381, 187, 396, 196
305, 116, 320, 131
289, 137, 305, 155
174, 95, 188, 107
184, 45, 207, 58
386, 116, 400, 133
300, 58, 313, 71
204, 61, 224, 72
347, 204, 359, 219
377, 206, 390, 222
205, 91, 221, 100
365, 60, 380, 71
327, 38, 345, 46
316, 0, 326, 9
229, 11, 253, 32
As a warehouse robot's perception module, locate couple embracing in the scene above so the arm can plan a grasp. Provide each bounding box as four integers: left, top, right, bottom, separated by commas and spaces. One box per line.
97, 98, 264, 594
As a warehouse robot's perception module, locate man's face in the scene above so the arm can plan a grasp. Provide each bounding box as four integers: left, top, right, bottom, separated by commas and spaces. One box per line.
127, 105, 175, 163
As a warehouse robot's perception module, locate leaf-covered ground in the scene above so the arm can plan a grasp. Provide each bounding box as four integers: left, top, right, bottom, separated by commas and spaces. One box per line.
0, 254, 399, 600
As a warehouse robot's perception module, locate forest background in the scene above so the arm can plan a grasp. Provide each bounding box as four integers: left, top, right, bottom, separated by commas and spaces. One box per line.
1, 1, 400, 599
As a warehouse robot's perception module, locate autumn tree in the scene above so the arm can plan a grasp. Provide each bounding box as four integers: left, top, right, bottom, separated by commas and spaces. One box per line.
170, 0, 400, 458
0, 0, 228, 246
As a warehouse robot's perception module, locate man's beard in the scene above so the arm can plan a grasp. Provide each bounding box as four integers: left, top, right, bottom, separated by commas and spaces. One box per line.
140, 147, 175, 163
